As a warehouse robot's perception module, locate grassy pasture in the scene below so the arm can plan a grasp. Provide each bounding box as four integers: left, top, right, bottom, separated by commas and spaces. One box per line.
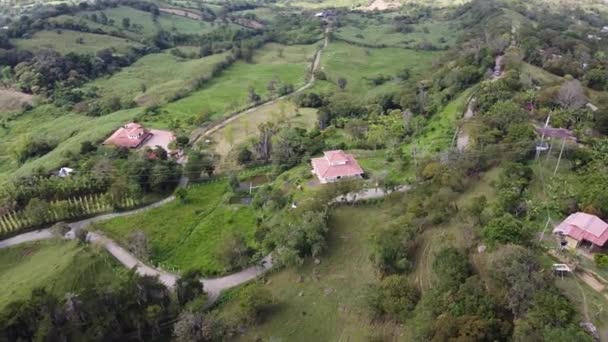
158, 43, 317, 129
48, 14, 142, 40
87, 51, 230, 106
0, 105, 140, 183
0, 240, 124, 311
321, 42, 439, 97
77, 6, 214, 36
94, 181, 258, 276
12, 29, 140, 54
335, 13, 459, 49
209, 100, 318, 166
221, 202, 404, 341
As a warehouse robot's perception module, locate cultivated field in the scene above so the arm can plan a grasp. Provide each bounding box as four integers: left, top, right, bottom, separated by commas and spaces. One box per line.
321, 42, 440, 97
160, 43, 318, 129
209, 100, 318, 166
12, 29, 140, 54
87, 51, 230, 106
95, 181, 258, 276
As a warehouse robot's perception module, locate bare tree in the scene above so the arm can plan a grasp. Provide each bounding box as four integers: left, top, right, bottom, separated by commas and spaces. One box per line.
556, 79, 587, 109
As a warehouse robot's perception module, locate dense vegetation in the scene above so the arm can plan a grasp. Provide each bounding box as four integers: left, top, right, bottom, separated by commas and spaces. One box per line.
2, 0, 608, 340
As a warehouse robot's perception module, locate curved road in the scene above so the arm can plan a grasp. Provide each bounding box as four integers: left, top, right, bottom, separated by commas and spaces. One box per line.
191, 29, 330, 144
0, 184, 405, 301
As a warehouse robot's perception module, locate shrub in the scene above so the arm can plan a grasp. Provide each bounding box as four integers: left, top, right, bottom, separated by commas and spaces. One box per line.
594, 254, 608, 268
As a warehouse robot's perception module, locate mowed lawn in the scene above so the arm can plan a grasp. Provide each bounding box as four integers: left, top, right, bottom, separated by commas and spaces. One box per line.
159, 43, 317, 129
321, 42, 439, 98
95, 181, 258, 276
77, 5, 215, 36
0, 240, 123, 311
0, 105, 140, 183
225, 202, 403, 341
12, 29, 140, 54
210, 100, 318, 166
87, 51, 230, 106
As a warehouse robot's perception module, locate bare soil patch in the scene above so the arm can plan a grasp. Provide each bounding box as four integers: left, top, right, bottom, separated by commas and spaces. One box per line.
159, 7, 203, 20
360, 0, 400, 11
0, 88, 34, 112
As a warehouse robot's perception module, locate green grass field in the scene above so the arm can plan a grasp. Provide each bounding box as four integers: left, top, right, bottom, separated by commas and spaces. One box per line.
12, 29, 140, 54
158, 43, 317, 129
87, 51, 230, 106
210, 100, 318, 166
94, 181, 258, 276
335, 13, 459, 49
77, 5, 215, 37
220, 202, 404, 341
321, 42, 440, 98
0, 240, 124, 311
0, 105, 141, 184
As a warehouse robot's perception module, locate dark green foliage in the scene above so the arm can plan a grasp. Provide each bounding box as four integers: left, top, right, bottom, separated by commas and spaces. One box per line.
216, 233, 253, 271
238, 285, 273, 325
432, 247, 472, 291
594, 253, 608, 268
176, 270, 205, 307
0, 273, 174, 341
362, 275, 420, 322
482, 214, 532, 246
369, 222, 419, 276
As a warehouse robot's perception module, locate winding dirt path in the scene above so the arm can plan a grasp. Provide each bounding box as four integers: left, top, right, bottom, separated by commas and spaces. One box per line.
456, 97, 476, 151
190, 29, 330, 145
0, 182, 401, 302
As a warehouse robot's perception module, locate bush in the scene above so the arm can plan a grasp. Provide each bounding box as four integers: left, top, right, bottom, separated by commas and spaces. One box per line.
594, 254, 608, 268
363, 275, 420, 322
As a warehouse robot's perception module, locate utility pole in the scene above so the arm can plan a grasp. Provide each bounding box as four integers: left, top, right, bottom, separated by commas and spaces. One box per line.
553, 137, 566, 177
535, 115, 551, 160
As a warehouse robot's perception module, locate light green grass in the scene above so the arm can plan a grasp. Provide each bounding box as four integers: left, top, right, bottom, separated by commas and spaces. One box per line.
210, 100, 318, 166
222, 202, 403, 341
321, 42, 439, 98
13, 29, 140, 54
48, 14, 142, 40
0, 105, 141, 183
95, 181, 258, 275
78, 6, 214, 36
335, 13, 459, 48
87, 51, 229, 106
159, 43, 317, 129
0, 240, 124, 312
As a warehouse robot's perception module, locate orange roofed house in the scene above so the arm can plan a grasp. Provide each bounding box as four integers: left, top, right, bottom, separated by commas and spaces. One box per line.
553, 212, 608, 251
103, 123, 152, 149
311, 150, 364, 184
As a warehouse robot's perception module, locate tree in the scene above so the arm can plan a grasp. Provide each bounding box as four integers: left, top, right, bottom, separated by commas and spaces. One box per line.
175, 135, 189, 148
173, 311, 220, 342
369, 223, 418, 276
363, 275, 420, 322
184, 151, 214, 180
175, 187, 188, 203
236, 146, 253, 165
247, 86, 260, 103
176, 270, 205, 306
556, 79, 587, 109
216, 233, 252, 271
337, 77, 347, 90
122, 17, 131, 29
23, 198, 51, 225
128, 230, 150, 261
238, 285, 273, 324
433, 247, 472, 291
482, 214, 531, 246
80, 140, 96, 154
466, 195, 488, 226
74, 227, 88, 244
488, 245, 548, 317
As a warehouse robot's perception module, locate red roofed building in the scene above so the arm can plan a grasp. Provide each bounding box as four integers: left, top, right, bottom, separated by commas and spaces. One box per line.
103, 123, 152, 149
553, 212, 608, 251
311, 150, 364, 184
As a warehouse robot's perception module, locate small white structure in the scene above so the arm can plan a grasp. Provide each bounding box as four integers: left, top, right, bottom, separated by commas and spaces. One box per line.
587, 103, 599, 112
57, 167, 74, 178
601, 26, 608, 33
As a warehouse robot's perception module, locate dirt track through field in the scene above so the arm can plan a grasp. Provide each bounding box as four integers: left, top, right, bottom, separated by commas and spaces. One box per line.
190, 28, 330, 145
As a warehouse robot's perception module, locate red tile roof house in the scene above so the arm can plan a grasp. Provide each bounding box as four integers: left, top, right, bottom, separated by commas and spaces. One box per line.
553, 212, 608, 252
103, 123, 152, 149
311, 150, 364, 184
